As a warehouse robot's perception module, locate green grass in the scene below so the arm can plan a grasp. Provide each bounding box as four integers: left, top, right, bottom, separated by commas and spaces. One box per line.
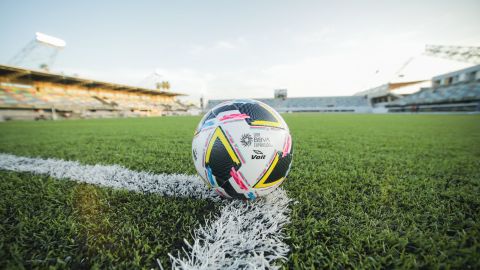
1, 114, 479, 269
0, 171, 214, 269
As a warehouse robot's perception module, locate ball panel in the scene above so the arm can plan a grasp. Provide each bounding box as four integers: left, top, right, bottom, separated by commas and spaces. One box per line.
236, 102, 277, 122
214, 186, 232, 199
221, 178, 248, 199
254, 179, 285, 196
192, 127, 213, 182
212, 103, 238, 116
220, 121, 278, 187
195, 110, 215, 133
207, 139, 239, 186
205, 126, 241, 186
260, 153, 292, 186
253, 153, 282, 188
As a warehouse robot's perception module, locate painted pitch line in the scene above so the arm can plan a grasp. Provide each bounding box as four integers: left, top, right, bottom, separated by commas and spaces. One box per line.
0, 153, 291, 269
0, 153, 217, 200
169, 189, 291, 269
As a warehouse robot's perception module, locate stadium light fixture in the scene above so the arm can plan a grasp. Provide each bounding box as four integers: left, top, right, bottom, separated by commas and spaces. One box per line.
35, 32, 66, 48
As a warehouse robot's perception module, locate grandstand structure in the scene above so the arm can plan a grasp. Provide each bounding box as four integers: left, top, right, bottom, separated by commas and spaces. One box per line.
355, 45, 479, 112
207, 46, 480, 115
207, 95, 371, 113
0, 64, 189, 121
387, 64, 480, 112
355, 80, 431, 107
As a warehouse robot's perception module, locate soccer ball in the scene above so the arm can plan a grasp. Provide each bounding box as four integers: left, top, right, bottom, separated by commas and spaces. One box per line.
192, 99, 293, 199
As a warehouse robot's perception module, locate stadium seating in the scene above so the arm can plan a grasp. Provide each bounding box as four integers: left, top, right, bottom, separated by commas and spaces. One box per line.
388, 82, 480, 112
40, 88, 108, 109
0, 84, 189, 120
207, 96, 371, 112
390, 83, 480, 105
0, 64, 191, 120
0, 87, 48, 107
387, 64, 480, 112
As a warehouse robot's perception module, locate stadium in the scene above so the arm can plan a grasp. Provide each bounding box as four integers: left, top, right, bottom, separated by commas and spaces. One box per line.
1, 2, 480, 270
0, 64, 190, 121
207, 46, 480, 114
1, 37, 479, 120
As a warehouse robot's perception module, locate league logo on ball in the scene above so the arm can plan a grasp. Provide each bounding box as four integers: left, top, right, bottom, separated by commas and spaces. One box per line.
192, 99, 293, 200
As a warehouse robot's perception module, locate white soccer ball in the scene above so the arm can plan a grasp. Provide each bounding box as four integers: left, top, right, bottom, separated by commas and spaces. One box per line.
192, 99, 293, 199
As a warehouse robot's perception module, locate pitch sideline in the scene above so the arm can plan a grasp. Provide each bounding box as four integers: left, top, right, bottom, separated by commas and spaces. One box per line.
0, 153, 291, 269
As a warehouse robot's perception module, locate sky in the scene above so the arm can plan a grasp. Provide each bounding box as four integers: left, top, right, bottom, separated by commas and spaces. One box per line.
1, 0, 479, 102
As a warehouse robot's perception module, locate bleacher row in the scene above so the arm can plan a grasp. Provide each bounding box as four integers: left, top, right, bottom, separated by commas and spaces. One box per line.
388, 64, 480, 112
0, 87, 105, 109
390, 83, 480, 106
0, 86, 186, 112
207, 96, 371, 112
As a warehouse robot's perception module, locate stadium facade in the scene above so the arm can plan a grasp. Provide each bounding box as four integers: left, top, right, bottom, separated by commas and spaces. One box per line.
0, 65, 190, 121
2, 45, 479, 121
354, 54, 476, 111
208, 47, 479, 114
207, 63, 480, 114
387, 64, 480, 112
207, 96, 371, 113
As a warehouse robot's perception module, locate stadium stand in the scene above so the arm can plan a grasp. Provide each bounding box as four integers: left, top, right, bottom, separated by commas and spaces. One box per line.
206, 47, 479, 115
0, 65, 190, 121
354, 46, 479, 112
387, 64, 480, 112
207, 96, 371, 113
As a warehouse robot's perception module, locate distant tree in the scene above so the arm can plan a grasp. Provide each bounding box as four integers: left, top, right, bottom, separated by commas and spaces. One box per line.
155, 81, 171, 91
39, 63, 49, 71
160, 81, 170, 91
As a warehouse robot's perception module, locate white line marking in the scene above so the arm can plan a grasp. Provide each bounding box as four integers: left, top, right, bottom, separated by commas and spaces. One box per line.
0, 153, 217, 200
0, 153, 291, 269
169, 189, 291, 269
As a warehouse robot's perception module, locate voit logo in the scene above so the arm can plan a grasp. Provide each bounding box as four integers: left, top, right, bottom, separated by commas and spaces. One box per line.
251, 150, 266, 159
253, 133, 273, 147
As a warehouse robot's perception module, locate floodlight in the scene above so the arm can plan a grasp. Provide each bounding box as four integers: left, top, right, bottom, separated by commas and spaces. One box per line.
35, 32, 66, 48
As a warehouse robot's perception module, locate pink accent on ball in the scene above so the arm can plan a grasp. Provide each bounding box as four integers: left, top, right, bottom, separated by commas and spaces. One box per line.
219, 113, 250, 121
230, 167, 248, 191
282, 134, 291, 157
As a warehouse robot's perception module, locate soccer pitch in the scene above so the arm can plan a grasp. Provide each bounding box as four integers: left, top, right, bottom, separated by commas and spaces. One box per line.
1, 114, 479, 269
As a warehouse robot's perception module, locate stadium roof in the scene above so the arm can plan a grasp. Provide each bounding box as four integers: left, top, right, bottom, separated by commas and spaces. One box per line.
389, 55, 474, 84
355, 53, 476, 97
0, 64, 184, 96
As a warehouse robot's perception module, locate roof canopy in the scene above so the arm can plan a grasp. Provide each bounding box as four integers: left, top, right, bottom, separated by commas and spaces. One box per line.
0, 64, 184, 96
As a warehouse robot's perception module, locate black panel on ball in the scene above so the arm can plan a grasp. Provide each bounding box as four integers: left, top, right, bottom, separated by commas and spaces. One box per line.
206, 137, 240, 187
234, 102, 278, 125
201, 111, 216, 125
212, 104, 239, 116
262, 153, 293, 185
221, 180, 245, 199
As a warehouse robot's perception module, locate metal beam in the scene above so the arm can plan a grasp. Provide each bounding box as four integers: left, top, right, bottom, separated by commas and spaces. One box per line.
425, 45, 480, 64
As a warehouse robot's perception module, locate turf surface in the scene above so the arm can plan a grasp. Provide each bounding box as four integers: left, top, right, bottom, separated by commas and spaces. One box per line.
0, 114, 479, 268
